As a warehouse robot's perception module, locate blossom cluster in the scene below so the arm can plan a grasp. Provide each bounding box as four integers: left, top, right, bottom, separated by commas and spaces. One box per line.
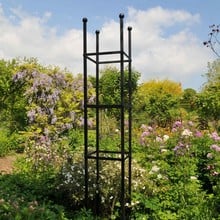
12, 69, 95, 169
139, 120, 220, 181
57, 151, 148, 214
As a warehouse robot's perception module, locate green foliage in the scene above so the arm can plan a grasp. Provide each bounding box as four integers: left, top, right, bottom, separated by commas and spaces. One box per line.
56, 145, 147, 218
180, 88, 197, 112
196, 59, 220, 130
0, 128, 24, 156
99, 66, 140, 119
0, 172, 68, 219
195, 90, 220, 130
134, 79, 183, 127
0, 128, 11, 157
99, 66, 140, 103
203, 59, 220, 91
2, 55, 220, 219
0, 59, 27, 132
72, 208, 96, 220
12, 61, 95, 171
133, 120, 220, 219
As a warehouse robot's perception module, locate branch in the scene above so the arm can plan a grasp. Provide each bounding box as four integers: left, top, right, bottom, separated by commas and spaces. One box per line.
203, 24, 220, 57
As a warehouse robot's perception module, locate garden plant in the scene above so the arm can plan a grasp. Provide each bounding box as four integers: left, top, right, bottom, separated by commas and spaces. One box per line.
0, 58, 220, 219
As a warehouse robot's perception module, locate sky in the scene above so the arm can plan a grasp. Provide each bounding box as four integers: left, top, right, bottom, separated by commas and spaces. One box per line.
0, 0, 219, 90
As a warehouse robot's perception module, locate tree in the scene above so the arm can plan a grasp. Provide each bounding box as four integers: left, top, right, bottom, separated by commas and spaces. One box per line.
195, 59, 220, 130
203, 24, 220, 58
180, 88, 197, 112
0, 59, 27, 132
203, 59, 220, 91
134, 79, 183, 128
195, 90, 220, 130
98, 66, 140, 118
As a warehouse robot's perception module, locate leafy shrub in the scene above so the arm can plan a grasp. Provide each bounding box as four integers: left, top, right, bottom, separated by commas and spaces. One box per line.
56, 147, 148, 218
133, 120, 220, 219
0, 128, 24, 156
0, 128, 10, 157
0, 173, 68, 220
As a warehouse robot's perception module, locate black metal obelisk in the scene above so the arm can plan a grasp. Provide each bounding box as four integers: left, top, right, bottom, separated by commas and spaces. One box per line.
83, 14, 132, 219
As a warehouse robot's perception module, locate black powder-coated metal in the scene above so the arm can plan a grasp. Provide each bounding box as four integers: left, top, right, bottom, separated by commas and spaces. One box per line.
83, 14, 132, 219
82, 17, 89, 208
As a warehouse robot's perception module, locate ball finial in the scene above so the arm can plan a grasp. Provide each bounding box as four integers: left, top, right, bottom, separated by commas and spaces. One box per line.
82, 17, 88, 22
119, 13, 124, 19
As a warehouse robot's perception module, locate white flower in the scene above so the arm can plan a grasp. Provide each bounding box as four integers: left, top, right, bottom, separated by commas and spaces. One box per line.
190, 176, 197, 180
182, 129, 192, 137
161, 149, 168, 153
149, 165, 160, 174
157, 174, 162, 179
163, 135, 169, 142
115, 129, 120, 133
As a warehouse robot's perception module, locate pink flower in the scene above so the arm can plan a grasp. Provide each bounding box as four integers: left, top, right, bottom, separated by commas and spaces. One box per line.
188, 121, 194, 127
210, 144, 220, 152
173, 120, 182, 128
207, 153, 213, 159
210, 132, 220, 141
171, 127, 177, 132
141, 131, 150, 138
206, 165, 213, 170
156, 136, 163, 142
212, 171, 219, 176
195, 130, 202, 137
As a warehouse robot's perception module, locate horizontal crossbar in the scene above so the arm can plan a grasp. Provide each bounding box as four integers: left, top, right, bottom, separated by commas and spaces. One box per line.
86, 150, 130, 161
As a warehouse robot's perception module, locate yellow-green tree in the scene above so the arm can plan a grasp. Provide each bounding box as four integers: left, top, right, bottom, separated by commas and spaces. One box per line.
134, 79, 183, 128
195, 59, 220, 130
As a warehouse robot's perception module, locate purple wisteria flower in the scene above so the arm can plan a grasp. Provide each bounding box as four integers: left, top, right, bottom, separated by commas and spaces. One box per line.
12, 71, 27, 82
51, 115, 57, 124
53, 72, 67, 88
88, 95, 96, 104
27, 109, 36, 123
38, 135, 51, 146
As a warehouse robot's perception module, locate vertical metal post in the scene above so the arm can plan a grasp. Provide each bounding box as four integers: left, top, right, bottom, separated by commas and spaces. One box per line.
128, 26, 132, 201
119, 13, 125, 220
95, 30, 100, 215
82, 17, 89, 207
